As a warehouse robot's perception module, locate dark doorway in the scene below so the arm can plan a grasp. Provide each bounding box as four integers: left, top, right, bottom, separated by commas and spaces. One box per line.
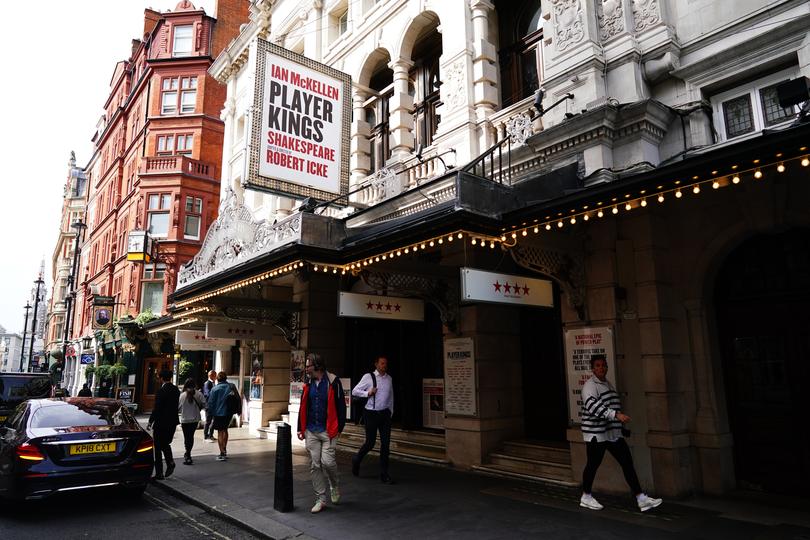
715, 228, 810, 495
344, 303, 444, 430
520, 284, 567, 441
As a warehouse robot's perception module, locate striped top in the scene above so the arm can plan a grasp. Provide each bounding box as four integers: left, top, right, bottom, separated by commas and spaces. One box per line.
580, 375, 623, 442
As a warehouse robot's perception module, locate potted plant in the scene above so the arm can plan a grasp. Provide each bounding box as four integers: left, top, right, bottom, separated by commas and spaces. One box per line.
110, 362, 128, 396
178, 359, 194, 382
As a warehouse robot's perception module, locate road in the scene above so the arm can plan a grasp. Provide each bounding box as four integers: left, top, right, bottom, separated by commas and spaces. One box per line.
0, 485, 262, 540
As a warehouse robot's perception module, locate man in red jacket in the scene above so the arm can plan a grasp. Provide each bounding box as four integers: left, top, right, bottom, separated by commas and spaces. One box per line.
297, 353, 346, 513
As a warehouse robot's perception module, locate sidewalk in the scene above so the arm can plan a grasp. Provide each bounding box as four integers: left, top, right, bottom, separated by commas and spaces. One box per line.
147, 423, 810, 540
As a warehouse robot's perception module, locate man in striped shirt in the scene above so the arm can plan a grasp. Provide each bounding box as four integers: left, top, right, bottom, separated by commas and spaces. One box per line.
580, 354, 662, 512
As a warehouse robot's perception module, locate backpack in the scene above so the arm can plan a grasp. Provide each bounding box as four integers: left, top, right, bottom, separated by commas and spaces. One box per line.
352, 372, 376, 424
226, 383, 242, 416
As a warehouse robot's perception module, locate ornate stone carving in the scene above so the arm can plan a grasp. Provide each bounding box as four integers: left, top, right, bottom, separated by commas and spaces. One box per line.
360, 271, 460, 332
632, 0, 661, 32
443, 59, 467, 110
552, 0, 585, 52
510, 244, 586, 320
176, 187, 302, 290
221, 304, 300, 347
506, 112, 534, 145
597, 0, 624, 42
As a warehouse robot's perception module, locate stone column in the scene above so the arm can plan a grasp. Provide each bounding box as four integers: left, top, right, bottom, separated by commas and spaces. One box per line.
470, 0, 499, 150
387, 58, 415, 162
303, 1, 323, 61
684, 299, 735, 494
444, 304, 523, 468
350, 87, 371, 200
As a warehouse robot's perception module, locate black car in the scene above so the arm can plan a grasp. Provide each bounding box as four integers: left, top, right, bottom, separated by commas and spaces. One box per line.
0, 398, 154, 500
0, 373, 52, 424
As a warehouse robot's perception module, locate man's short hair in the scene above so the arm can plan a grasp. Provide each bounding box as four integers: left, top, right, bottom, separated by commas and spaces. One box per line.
208, 370, 217, 377
375, 355, 388, 365
159, 369, 173, 381
306, 353, 325, 371
217, 371, 227, 382
590, 354, 607, 368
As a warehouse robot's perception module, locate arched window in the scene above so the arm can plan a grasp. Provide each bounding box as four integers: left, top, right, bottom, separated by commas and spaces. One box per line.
410, 30, 442, 149
365, 66, 393, 172
496, 0, 543, 108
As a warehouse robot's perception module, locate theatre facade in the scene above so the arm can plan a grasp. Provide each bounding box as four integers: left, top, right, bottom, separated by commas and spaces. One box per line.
166, 0, 810, 498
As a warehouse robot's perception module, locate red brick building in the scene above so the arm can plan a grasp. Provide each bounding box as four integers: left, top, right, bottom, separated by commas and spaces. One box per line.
70, 1, 249, 398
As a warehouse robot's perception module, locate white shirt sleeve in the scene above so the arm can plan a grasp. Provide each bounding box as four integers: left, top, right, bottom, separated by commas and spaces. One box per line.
352, 373, 372, 398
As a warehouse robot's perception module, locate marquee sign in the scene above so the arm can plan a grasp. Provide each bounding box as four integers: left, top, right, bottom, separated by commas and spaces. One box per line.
175, 330, 236, 351
206, 322, 276, 341
460, 267, 554, 307
337, 292, 424, 321
247, 38, 351, 201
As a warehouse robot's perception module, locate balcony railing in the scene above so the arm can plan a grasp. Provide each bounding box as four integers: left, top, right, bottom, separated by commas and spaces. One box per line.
140, 155, 216, 181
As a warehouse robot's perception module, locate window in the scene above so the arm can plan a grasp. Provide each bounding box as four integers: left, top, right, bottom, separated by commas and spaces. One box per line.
172, 25, 193, 57
156, 134, 192, 155
410, 31, 442, 148
157, 135, 175, 154
161, 77, 196, 115
184, 196, 203, 240
147, 193, 172, 238
497, 0, 543, 108
338, 10, 348, 35
141, 263, 166, 314
365, 66, 393, 172
711, 68, 799, 141
176, 134, 193, 154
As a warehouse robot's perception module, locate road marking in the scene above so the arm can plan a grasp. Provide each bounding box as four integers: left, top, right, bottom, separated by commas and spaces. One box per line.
145, 490, 233, 539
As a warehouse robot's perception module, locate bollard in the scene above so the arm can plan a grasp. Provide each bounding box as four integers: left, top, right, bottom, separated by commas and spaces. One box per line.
274, 422, 294, 512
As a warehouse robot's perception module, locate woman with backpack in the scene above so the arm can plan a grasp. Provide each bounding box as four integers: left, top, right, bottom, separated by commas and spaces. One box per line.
178, 378, 206, 465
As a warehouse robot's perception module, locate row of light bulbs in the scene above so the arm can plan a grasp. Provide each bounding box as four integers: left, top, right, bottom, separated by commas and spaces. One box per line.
499, 152, 809, 239
178, 152, 808, 307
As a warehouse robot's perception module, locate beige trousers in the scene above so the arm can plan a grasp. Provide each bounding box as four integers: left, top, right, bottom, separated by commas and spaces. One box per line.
305, 430, 339, 503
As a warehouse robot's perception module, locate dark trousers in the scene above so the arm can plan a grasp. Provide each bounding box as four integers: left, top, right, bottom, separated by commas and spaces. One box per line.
582, 437, 642, 495
153, 425, 176, 476
203, 410, 214, 439
181, 422, 197, 457
355, 409, 391, 476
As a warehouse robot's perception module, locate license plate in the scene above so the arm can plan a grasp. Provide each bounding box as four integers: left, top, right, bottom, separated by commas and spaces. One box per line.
69, 442, 117, 455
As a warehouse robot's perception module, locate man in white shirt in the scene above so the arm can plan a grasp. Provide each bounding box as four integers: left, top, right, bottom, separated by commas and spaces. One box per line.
351, 356, 395, 484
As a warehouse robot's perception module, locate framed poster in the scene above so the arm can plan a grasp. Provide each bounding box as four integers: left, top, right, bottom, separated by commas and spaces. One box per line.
247, 38, 351, 202
564, 327, 617, 425
443, 338, 476, 416
422, 378, 445, 429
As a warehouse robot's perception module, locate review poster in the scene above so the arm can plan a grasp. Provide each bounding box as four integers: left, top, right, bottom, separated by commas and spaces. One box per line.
564, 327, 617, 425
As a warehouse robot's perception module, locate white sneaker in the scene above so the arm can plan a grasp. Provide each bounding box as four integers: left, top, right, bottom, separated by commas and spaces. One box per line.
311, 500, 326, 513
637, 493, 663, 512
330, 486, 340, 504
580, 493, 604, 510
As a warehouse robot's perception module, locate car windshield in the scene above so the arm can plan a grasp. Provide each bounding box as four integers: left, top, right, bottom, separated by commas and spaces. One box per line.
30, 401, 132, 429
0, 377, 51, 404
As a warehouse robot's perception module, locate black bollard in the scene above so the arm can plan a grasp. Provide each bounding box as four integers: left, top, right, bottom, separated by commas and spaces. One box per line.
274, 423, 294, 512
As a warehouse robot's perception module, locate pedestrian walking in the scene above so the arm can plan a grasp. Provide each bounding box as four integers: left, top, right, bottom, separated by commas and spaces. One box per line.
296, 353, 346, 514
579, 354, 662, 512
351, 356, 395, 484
178, 378, 206, 465
206, 371, 235, 461
78, 383, 92, 397
148, 369, 180, 480
202, 370, 217, 442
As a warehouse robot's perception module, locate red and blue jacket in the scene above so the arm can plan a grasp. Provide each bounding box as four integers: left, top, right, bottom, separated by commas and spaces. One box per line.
297, 371, 346, 439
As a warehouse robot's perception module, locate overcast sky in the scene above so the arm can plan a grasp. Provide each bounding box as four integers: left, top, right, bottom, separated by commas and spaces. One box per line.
0, 1, 214, 334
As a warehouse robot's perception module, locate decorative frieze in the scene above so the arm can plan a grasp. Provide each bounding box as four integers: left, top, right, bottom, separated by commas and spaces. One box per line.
506, 112, 535, 145
632, 0, 661, 33
551, 0, 585, 52
443, 59, 468, 110
597, 0, 624, 42
176, 188, 302, 290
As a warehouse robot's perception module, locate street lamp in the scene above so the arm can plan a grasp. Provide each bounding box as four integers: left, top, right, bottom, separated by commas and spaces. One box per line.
28, 276, 45, 371
61, 220, 87, 380
19, 302, 31, 372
